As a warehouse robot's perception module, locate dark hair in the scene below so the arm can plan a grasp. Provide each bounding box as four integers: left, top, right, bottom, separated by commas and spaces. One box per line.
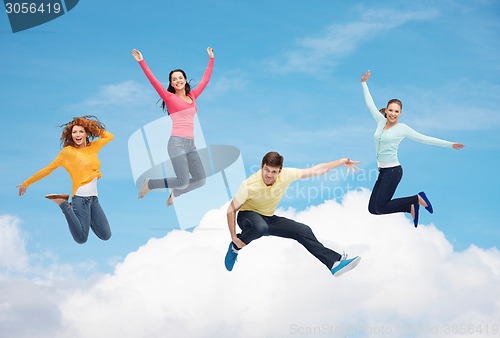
59, 115, 106, 148
261, 151, 284, 169
380, 99, 403, 117
159, 69, 192, 115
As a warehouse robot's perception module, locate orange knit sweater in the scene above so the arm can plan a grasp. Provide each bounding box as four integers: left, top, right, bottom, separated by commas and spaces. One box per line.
23, 131, 114, 196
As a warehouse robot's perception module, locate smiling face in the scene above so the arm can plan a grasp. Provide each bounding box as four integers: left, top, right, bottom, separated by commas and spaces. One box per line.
385, 102, 402, 124
71, 125, 88, 148
261, 164, 281, 186
170, 71, 187, 93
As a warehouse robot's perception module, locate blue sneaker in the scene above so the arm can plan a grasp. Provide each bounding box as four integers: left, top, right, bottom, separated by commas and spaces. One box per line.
330, 254, 361, 277
418, 191, 433, 214
224, 242, 238, 271
413, 202, 420, 228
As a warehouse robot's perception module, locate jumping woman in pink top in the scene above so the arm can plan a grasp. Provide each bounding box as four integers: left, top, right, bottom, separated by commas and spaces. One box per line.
132, 47, 214, 206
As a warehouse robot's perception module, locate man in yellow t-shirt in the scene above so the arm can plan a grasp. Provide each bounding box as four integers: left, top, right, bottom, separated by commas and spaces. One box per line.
225, 151, 362, 277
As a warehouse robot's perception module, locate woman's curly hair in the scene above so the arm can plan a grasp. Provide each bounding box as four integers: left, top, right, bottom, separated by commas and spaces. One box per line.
59, 115, 106, 147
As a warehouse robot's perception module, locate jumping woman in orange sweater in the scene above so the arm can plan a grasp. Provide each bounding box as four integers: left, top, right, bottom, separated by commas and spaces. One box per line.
17, 116, 114, 244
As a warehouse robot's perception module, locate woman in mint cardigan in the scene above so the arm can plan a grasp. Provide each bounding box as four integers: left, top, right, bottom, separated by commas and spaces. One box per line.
361, 70, 464, 227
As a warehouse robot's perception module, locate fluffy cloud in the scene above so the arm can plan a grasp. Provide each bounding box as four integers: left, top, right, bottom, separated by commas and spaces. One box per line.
59, 190, 499, 338
78, 80, 153, 108
0, 215, 28, 272
2, 190, 499, 338
0, 216, 103, 338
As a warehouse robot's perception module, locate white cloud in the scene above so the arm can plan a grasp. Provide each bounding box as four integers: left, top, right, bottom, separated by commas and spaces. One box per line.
79, 80, 154, 108
266, 8, 439, 76
58, 190, 499, 338
0, 216, 106, 338
2, 190, 499, 338
403, 80, 500, 132
0, 215, 28, 272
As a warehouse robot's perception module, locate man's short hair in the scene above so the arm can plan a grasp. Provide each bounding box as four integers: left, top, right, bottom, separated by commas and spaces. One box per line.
261, 151, 284, 169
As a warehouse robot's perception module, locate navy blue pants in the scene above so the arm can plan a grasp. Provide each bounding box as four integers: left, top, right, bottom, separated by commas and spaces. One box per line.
368, 165, 418, 215
236, 210, 342, 270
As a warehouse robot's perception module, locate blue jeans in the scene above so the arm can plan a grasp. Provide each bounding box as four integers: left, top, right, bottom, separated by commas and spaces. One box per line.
148, 136, 206, 197
59, 196, 111, 244
236, 211, 342, 270
368, 165, 418, 215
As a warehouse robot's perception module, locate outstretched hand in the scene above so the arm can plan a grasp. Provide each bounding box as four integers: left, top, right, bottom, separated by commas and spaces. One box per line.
344, 158, 361, 175
17, 184, 27, 196
453, 143, 465, 150
361, 70, 371, 82
207, 47, 214, 58
131, 48, 143, 61
232, 237, 246, 249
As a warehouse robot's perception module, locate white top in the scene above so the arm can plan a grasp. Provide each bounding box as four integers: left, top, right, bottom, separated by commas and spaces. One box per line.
75, 177, 98, 197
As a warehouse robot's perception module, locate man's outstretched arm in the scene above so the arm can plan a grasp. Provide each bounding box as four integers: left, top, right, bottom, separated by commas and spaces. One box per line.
300, 158, 360, 179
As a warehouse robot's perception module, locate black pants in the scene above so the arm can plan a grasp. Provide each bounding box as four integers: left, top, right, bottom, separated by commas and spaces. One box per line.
368, 165, 418, 215
236, 210, 342, 270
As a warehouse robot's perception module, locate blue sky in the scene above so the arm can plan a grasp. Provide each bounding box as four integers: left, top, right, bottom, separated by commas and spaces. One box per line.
2, 0, 499, 268
0, 1, 499, 335
1, 0, 499, 261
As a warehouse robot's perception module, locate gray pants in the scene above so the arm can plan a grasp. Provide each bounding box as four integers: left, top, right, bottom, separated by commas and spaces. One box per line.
148, 136, 206, 197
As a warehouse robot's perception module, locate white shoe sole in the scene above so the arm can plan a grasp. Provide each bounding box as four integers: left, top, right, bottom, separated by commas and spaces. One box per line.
333, 256, 361, 277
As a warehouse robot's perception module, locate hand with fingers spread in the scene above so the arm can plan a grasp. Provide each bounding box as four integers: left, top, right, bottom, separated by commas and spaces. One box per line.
361, 70, 371, 82
344, 158, 361, 175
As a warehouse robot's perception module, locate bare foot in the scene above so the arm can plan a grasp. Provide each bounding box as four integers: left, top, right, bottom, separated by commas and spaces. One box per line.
138, 178, 150, 199
167, 192, 175, 207
417, 194, 428, 208
45, 194, 69, 205
410, 204, 415, 219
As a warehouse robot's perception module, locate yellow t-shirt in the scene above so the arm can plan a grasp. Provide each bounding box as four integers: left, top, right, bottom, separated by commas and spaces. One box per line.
234, 168, 302, 216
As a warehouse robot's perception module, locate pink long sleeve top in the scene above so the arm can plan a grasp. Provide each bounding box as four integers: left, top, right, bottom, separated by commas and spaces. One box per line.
138, 58, 214, 139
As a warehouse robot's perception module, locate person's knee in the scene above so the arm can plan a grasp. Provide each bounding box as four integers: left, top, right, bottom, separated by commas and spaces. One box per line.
74, 236, 88, 244
177, 177, 190, 190
299, 224, 313, 235
100, 232, 111, 241
368, 205, 379, 215
253, 221, 269, 236
197, 177, 206, 188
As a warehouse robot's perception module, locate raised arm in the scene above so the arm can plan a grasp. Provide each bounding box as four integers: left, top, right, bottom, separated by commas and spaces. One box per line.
300, 158, 360, 179
189, 47, 215, 99
361, 70, 386, 124
132, 48, 170, 101
90, 130, 114, 151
